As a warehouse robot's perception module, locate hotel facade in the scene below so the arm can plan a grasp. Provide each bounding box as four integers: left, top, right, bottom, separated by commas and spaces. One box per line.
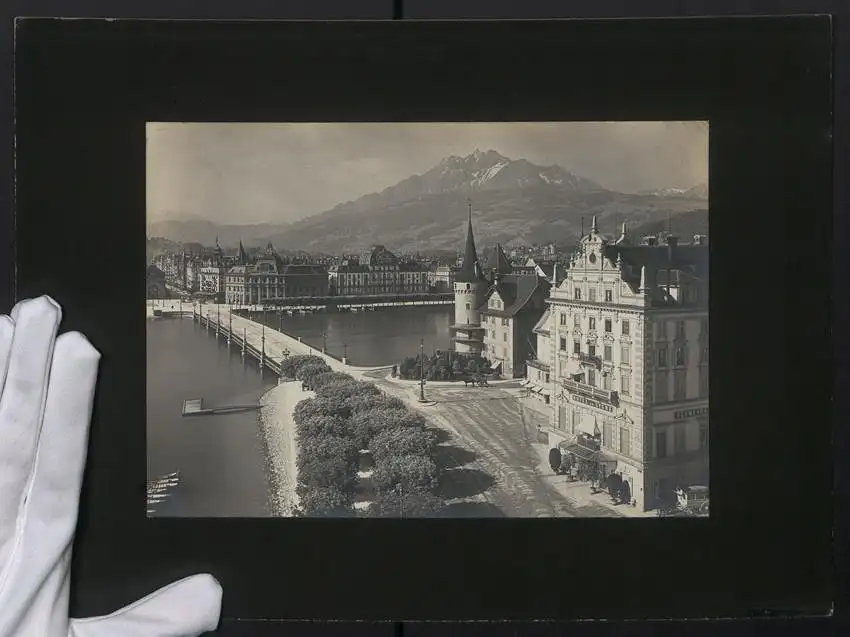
526, 217, 709, 511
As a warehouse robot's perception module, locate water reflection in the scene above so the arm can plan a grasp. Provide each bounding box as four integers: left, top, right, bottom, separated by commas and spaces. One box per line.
256, 306, 453, 366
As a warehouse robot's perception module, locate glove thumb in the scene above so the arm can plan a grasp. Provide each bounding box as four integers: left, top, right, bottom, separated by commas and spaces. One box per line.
68, 574, 222, 637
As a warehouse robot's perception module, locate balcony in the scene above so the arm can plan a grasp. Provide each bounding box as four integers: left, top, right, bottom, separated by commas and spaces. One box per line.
561, 377, 619, 406
527, 358, 551, 371
577, 353, 602, 370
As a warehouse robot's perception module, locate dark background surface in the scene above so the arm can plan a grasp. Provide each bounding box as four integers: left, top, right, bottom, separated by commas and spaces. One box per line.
3, 1, 845, 635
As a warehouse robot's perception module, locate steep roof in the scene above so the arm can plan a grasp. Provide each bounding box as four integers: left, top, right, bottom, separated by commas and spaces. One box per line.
485, 243, 512, 274
532, 307, 552, 335
456, 203, 486, 283
601, 243, 708, 289
479, 274, 551, 317
281, 264, 328, 276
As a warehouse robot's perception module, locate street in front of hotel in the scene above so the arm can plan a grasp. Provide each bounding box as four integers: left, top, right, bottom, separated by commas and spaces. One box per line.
364, 371, 644, 518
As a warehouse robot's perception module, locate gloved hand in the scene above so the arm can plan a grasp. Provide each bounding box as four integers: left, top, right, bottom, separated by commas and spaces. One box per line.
0, 296, 222, 636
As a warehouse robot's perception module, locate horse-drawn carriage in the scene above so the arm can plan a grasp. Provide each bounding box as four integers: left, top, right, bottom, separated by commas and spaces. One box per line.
461, 373, 489, 388
548, 434, 631, 504
656, 485, 710, 517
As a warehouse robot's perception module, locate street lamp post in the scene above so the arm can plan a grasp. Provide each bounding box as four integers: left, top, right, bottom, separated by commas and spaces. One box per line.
228, 311, 232, 347
322, 331, 327, 354
260, 322, 265, 372
418, 339, 426, 403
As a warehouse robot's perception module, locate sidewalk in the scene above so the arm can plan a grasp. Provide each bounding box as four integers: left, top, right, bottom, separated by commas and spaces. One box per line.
530, 443, 657, 518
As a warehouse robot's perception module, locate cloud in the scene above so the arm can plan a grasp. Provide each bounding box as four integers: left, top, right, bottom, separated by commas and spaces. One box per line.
146, 121, 708, 225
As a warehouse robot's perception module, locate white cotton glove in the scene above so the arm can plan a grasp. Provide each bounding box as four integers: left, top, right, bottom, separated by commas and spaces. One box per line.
0, 296, 223, 637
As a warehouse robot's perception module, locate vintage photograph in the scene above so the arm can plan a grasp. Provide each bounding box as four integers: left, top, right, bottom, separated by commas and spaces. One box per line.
146, 121, 709, 519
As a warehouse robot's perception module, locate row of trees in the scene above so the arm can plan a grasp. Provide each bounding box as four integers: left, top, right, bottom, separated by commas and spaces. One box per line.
396, 351, 493, 382
283, 354, 446, 517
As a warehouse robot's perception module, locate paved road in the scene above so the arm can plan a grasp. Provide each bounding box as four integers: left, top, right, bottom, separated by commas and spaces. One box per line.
364, 371, 621, 518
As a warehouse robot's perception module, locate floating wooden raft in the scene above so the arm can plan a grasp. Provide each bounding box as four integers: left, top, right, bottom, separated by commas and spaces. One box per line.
182, 398, 259, 417
182, 399, 205, 416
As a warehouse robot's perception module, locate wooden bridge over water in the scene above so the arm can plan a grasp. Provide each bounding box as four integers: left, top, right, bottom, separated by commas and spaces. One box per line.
193, 307, 287, 376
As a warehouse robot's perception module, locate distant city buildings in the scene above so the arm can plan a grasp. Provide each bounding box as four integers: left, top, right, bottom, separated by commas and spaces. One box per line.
153, 240, 433, 302
224, 242, 329, 304
428, 264, 460, 293
524, 217, 709, 512
328, 245, 429, 296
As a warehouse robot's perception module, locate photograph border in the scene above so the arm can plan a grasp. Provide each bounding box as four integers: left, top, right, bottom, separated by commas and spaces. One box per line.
13, 17, 832, 621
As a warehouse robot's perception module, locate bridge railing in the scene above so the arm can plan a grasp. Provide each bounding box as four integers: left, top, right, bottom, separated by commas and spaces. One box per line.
191, 311, 287, 376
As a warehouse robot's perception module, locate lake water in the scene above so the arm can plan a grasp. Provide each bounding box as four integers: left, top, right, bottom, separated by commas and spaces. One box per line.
146, 317, 276, 517
252, 305, 453, 366
146, 305, 454, 516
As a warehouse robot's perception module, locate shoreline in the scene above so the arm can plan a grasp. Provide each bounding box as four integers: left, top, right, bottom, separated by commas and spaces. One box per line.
258, 380, 310, 516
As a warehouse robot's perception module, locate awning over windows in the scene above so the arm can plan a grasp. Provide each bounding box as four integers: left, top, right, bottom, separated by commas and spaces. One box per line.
533, 386, 544, 394
540, 389, 551, 397
491, 360, 503, 371
558, 441, 619, 467
519, 379, 530, 386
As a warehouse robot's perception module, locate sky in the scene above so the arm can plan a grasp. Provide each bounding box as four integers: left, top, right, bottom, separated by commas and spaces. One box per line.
146, 121, 708, 226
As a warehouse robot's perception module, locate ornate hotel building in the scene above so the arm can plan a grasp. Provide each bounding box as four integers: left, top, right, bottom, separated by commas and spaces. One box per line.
327, 245, 429, 297
526, 216, 709, 511
224, 241, 329, 305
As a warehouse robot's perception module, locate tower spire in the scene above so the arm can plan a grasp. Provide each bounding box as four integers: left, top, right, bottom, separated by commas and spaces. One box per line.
591, 215, 598, 234
457, 200, 482, 283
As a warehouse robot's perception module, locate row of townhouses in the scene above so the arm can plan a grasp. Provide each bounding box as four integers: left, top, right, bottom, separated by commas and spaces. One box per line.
151, 241, 436, 303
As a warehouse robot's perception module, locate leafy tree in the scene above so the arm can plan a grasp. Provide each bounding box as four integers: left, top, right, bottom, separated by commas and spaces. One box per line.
349, 406, 424, 450
372, 454, 440, 495
370, 426, 438, 463
295, 412, 352, 440
296, 361, 331, 387
315, 379, 380, 402
295, 485, 355, 517
293, 397, 323, 423
365, 489, 446, 518
298, 433, 360, 467
280, 354, 325, 379
398, 356, 419, 379
296, 451, 358, 493
380, 395, 408, 411
347, 392, 389, 415
311, 371, 354, 390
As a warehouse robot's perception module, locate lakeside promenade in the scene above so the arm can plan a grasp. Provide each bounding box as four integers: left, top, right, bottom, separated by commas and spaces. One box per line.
147, 301, 641, 517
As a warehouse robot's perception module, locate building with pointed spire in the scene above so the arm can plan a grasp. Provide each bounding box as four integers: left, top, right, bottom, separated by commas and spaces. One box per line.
198, 237, 229, 301
449, 201, 489, 355
524, 216, 709, 512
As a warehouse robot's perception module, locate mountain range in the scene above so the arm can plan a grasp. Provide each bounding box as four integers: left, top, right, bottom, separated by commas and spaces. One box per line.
149, 149, 707, 254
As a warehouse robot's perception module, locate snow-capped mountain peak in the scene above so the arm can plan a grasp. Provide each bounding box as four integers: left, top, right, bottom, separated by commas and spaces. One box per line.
430, 149, 601, 193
